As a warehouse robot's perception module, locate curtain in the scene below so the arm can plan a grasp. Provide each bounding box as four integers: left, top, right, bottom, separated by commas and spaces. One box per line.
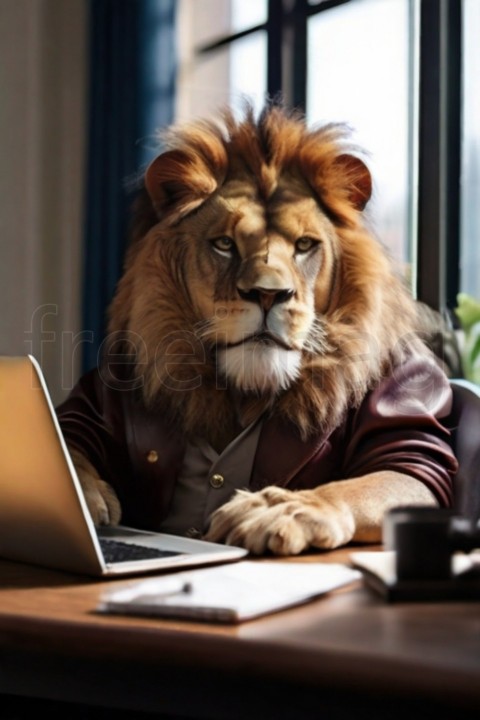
82, 0, 176, 372
0, 0, 88, 405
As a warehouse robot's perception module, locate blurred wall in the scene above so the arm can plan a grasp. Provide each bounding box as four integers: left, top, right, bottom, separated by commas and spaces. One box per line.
0, 0, 88, 404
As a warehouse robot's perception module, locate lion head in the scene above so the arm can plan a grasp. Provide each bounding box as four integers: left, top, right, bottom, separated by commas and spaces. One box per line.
107, 104, 424, 447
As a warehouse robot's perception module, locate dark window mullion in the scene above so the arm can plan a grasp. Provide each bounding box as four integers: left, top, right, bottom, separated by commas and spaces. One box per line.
289, 0, 352, 110
291, 0, 308, 110
267, 0, 285, 98
417, 0, 461, 313
444, 0, 461, 310
197, 24, 265, 55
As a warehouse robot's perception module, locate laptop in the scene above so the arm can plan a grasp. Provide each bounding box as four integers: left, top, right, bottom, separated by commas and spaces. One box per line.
0, 355, 247, 577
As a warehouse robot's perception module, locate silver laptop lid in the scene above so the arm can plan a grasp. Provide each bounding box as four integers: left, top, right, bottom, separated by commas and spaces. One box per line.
0, 355, 106, 575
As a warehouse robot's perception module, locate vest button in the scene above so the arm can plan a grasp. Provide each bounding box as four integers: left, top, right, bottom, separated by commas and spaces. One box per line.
146, 450, 159, 463
210, 473, 225, 489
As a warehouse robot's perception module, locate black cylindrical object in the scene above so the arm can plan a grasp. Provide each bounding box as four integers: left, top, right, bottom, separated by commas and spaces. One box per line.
384, 507, 454, 581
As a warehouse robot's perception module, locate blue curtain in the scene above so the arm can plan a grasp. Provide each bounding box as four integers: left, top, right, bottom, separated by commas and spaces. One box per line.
82, 0, 176, 372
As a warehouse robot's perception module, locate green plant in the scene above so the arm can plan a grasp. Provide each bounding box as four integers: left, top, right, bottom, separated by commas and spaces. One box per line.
454, 293, 480, 384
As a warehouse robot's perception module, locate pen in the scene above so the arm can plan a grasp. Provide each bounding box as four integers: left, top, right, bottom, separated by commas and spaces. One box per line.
136, 581, 194, 603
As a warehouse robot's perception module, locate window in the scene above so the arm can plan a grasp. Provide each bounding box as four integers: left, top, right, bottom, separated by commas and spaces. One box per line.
176, 0, 267, 120
176, 0, 476, 314
461, 0, 480, 299
307, 0, 414, 269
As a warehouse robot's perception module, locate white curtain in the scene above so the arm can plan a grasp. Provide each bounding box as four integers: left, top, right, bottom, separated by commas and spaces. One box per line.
0, 0, 87, 405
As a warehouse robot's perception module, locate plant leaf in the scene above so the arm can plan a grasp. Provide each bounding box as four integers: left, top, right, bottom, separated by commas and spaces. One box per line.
455, 293, 480, 332
469, 334, 480, 368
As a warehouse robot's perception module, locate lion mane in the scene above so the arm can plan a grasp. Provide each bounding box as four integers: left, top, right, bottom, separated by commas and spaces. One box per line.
107, 104, 425, 449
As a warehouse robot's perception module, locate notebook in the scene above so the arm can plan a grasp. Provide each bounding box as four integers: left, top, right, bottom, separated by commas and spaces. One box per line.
97, 560, 361, 623
0, 355, 247, 577
350, 550, 480, 602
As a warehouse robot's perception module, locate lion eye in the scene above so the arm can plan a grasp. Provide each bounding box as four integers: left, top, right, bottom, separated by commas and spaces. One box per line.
295, 237, 318, 254
211, 236, 235, 254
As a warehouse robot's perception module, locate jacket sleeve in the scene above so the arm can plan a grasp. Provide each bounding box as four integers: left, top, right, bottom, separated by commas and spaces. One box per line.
55, 367, 186, 529
342, 355, 459, 507
55, 368, 132, 492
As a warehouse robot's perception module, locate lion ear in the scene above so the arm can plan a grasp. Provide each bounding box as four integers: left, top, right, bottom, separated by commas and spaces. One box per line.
333, 153, 372, 211
145, 149, 219, 220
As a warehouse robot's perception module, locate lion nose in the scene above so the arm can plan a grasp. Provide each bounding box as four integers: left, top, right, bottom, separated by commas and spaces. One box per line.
237, 286, 295, 312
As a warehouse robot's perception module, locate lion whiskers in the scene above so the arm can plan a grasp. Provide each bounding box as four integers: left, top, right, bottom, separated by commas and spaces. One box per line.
193, 318, 216, 343
194, 313, 255, 345
300, 318, 331, 356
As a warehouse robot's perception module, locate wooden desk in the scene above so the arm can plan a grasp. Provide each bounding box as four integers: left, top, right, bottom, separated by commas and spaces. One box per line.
1, 548, 479, 719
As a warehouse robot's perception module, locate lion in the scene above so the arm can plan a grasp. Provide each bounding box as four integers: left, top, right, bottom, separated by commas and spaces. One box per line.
57, 103, 458, 555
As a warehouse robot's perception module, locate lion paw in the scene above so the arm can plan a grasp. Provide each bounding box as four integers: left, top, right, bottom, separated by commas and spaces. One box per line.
204, 486, 355, 555
69, 449, 121, 526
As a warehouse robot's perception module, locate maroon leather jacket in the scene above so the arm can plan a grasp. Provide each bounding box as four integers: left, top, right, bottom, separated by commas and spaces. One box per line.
56, 356, 458, 531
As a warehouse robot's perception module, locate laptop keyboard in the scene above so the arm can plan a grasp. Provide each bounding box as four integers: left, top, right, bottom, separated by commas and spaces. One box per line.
99, 538, 181, 564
